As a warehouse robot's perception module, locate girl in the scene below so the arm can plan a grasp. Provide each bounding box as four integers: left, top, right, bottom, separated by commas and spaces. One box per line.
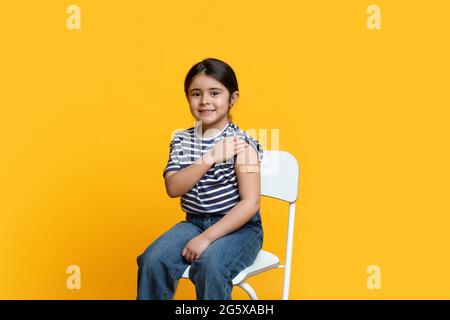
137, 58, 264, 300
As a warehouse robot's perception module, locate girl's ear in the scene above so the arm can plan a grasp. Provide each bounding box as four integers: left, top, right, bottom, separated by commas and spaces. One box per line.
230, 91, 239, 107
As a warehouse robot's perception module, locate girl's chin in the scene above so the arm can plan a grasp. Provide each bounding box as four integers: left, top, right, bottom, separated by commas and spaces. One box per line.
196, 116, 216, 123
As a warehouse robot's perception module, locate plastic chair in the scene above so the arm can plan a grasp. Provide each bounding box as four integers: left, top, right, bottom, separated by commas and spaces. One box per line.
174, 150, 300, 300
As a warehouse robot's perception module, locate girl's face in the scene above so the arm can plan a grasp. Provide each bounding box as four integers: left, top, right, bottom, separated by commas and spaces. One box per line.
187, 73, 238, 129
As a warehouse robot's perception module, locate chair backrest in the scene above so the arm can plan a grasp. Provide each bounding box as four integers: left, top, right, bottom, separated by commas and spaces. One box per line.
260, 151, 299, 202
259, 150, 300, 300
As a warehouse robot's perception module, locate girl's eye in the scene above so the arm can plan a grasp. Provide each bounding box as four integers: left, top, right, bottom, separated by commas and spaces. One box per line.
191, 91, 219, 97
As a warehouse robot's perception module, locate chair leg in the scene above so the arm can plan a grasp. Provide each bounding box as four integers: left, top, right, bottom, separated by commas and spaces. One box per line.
236, 281, 258, 300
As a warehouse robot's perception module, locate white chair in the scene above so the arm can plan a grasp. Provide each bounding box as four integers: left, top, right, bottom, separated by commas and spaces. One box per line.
174, 151, 300, 300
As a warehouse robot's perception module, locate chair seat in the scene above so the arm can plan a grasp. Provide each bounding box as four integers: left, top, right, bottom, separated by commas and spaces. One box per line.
180, 249, 280, 285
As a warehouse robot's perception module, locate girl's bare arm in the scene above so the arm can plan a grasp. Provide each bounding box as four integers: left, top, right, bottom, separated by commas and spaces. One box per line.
164, 153, 215, 198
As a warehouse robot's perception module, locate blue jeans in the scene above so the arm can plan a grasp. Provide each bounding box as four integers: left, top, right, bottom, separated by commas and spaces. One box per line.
136, 209, 263, 300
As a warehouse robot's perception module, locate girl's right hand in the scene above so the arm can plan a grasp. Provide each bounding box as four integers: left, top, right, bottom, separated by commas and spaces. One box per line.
206, 136, 247, 164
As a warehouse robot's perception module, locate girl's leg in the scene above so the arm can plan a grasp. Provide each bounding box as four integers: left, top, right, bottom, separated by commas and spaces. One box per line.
136, 221, 202, 300
188, 213, 263, 300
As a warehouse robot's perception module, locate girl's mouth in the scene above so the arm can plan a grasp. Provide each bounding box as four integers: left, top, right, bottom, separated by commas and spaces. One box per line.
199, 110, 215, 116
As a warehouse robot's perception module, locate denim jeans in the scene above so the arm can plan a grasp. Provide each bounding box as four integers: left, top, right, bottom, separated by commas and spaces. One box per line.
136, 209, 263, 300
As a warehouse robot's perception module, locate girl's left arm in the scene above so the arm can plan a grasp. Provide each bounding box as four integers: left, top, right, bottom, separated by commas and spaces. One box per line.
202, 144, 261, 243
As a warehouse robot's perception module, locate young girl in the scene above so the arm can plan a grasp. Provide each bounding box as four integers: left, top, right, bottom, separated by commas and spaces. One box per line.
137, 58, 264, 300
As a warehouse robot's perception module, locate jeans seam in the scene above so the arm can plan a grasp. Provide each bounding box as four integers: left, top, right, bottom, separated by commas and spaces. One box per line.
170, 261, 188, 282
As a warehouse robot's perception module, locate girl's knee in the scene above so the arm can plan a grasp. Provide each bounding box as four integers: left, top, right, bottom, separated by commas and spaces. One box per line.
136, 253, 142, 266
137, 244, 161, 267
190, 253, 225, 274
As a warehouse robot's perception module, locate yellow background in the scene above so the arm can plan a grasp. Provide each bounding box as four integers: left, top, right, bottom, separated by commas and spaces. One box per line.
1, 0, 449, 299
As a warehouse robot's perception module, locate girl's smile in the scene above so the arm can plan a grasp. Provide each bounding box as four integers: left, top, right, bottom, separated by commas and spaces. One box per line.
198, 109, 215, 116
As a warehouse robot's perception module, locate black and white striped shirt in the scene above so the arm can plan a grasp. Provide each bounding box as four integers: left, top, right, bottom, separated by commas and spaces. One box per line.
163, 122, 264, 216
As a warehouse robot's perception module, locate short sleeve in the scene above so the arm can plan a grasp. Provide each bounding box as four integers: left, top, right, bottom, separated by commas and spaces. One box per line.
244, 136, 264, 163
163, 135, 183, 178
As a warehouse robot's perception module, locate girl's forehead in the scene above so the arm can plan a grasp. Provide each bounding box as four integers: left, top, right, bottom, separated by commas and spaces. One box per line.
189, 73, 225, 90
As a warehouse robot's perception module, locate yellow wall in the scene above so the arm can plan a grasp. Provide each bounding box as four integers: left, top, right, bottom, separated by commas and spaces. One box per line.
1, 0, 449, 299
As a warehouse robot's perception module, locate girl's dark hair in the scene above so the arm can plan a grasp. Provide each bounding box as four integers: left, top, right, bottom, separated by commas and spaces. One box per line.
184, 58, 239, 122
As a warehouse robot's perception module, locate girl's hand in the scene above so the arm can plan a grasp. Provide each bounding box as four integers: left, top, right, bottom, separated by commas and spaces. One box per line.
181, 234, 212, 263
206, 136, 247, 164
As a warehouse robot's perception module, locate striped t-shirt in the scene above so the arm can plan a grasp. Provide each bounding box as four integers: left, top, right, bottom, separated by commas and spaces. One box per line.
163, 122, 264, 216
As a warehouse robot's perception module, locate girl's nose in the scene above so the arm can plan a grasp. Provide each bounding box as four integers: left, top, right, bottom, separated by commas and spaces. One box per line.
200, 94, 210, 105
